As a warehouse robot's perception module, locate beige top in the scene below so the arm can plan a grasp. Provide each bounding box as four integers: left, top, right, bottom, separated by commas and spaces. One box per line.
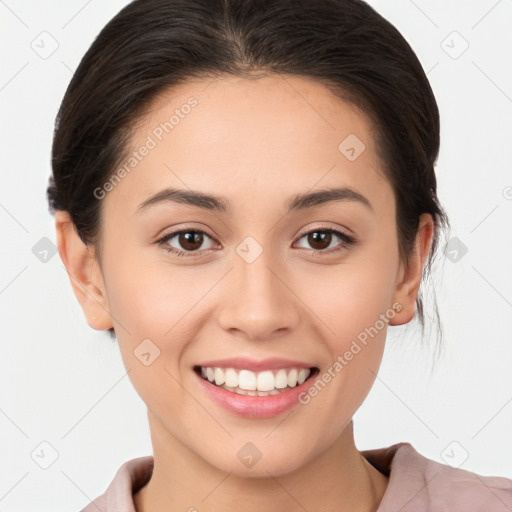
80, 442, 512, 511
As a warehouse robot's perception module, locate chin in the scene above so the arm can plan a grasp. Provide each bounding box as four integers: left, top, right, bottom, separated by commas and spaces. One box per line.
196, 437, 314, 479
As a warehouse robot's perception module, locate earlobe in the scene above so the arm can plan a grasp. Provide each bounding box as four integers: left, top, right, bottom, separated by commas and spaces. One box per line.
388, 214, 434, 326
55, 210, 113, 331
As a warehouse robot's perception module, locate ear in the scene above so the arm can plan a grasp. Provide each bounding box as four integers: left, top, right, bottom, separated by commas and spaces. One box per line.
55, 210, 113, 331
388, 213, 434, 326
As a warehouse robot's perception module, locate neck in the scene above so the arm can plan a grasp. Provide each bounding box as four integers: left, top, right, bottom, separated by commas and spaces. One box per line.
134, 416, 388, 512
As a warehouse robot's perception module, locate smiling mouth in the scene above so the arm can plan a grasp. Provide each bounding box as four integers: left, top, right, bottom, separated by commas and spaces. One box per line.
193, 365, 319, 396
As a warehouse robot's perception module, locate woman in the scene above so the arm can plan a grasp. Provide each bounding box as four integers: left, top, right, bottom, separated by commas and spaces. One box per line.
47, 0, 512, 510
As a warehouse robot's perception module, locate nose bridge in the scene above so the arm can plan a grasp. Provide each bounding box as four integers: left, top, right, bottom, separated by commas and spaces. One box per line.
217, 235, 299, 339
236, 239, 280, 303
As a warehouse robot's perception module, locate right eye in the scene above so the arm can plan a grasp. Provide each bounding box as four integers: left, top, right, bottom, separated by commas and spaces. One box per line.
156, 228, 219, 257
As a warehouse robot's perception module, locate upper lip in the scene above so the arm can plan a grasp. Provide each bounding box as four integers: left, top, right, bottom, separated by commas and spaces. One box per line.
195, 357, 316, 372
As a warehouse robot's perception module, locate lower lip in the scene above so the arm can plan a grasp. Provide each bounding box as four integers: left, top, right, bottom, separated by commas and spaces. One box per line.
194, 368, 318, 419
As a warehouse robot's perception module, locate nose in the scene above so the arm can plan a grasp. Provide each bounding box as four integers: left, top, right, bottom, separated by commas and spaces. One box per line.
217, 245, 301, 341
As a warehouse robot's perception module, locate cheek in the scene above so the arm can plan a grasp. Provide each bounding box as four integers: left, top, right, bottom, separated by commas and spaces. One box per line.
104, 258, 197, 418
104, 250, 210, 338
303, 261, 396, 345
294, 251, 396, 414
300, 276, 389, 442
99, 251, 187, 387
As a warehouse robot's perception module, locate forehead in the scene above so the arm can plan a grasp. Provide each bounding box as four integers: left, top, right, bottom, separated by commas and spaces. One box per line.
135, 73, 377, 157
106, 73, 392, 217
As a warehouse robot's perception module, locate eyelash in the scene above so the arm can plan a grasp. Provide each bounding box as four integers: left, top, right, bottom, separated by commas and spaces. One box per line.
156, 226, 357, 258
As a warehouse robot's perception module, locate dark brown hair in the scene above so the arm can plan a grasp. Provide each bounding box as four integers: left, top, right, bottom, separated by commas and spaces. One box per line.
47, 0, 450, 347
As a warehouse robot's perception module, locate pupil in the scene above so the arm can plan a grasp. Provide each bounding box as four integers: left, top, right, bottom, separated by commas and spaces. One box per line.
180, 231, 202, 250
309, 231, 331, 250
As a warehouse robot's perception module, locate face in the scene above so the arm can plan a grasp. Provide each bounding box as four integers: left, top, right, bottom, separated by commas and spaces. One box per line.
84, 74, 412, 476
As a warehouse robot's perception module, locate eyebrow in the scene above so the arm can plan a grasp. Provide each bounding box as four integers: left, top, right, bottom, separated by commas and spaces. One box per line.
136, 186, 373, 214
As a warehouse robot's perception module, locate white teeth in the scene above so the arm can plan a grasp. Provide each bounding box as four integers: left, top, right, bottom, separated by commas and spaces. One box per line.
275, 369, 288, 389
224, 368, 238, 388
297, 368, 309, 385
256, 370, 275, 392
198, 366, 312, 393
238, 369, 257, 391
227, 386, 282, 396
287, 369, 298, 387
214, 367, 225, 386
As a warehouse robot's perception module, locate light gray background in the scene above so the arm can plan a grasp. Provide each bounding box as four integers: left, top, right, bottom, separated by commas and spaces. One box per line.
1, 0, 511, 510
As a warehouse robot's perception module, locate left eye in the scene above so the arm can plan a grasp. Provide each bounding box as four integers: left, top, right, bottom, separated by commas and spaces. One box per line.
294, 228, 355, 253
